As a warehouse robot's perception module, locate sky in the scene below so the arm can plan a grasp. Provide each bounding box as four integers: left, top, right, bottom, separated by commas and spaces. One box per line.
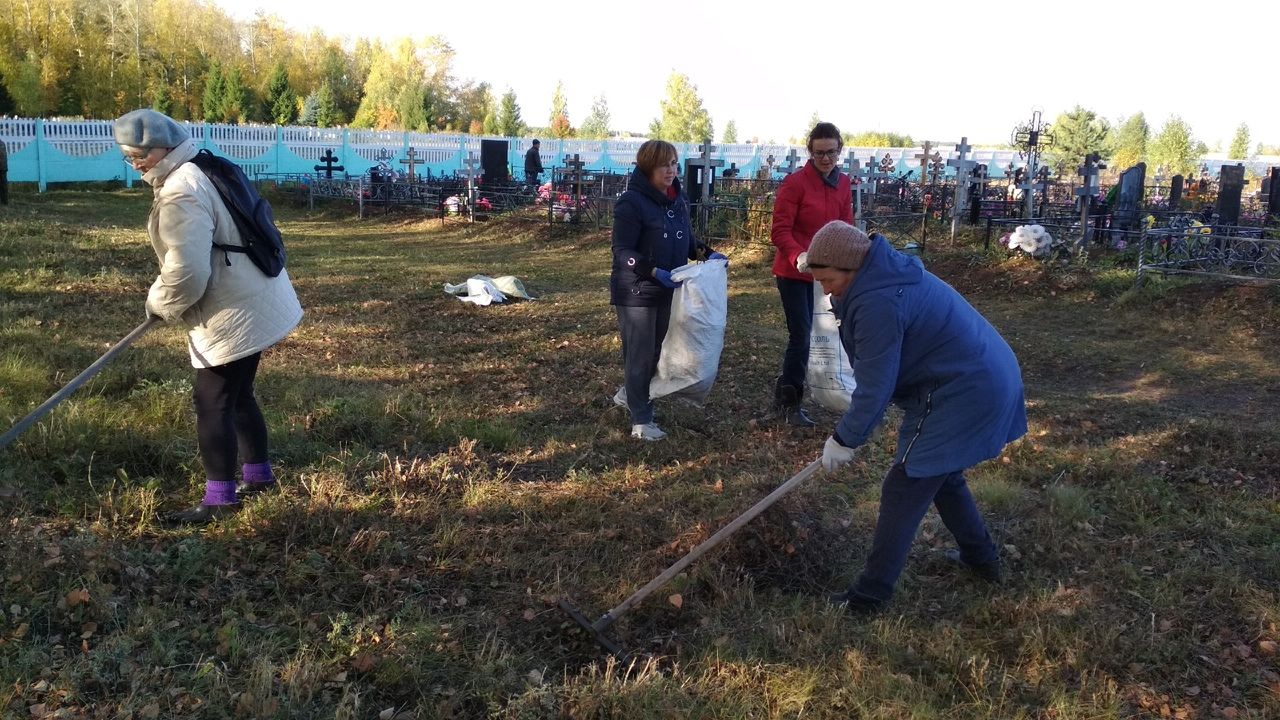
212, 0, 1279, 150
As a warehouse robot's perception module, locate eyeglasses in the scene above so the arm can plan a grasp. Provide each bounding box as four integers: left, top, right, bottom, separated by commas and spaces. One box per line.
122, 150, 151, 163
811, 149, 841, 160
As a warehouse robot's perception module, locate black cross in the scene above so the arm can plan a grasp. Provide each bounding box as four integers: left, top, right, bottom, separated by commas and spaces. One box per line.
314, 149, 344, 179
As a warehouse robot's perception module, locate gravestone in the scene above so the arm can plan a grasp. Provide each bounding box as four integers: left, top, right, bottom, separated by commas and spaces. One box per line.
562, 153, 587, 198
1113, 162, 1146, 231
946, 137, 975, 226
313, 148, 344, 179
967, 164, 989, 224
400, 147, 422, 183
1169, 174, 1184, 207
776, 148, 801, 176
844, 155, 870, 230
878, 153, 895, 174
914, 141, 934, 182
685, 141, 724, 205
1216, 163, 1244, 227
1267, 168, 1280, 221
1074, 152, 1104, 250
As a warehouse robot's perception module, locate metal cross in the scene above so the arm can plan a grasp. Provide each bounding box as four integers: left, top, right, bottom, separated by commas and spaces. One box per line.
313, 148, 344, 179
399, 147, 422, 182
878, 152, 895, 175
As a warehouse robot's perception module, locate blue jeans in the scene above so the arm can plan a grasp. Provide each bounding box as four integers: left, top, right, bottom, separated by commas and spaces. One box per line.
850, 463, 998, 602
775, 277, 813, 390
615, 304, 671, 424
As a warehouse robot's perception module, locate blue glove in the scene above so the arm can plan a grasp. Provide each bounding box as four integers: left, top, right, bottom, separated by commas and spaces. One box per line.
653, 268, 682, 289
707, 251, 729, 267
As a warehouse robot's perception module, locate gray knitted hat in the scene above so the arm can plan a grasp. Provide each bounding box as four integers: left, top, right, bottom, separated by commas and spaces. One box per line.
112, 109, 190, 149
807, 221, 871, 271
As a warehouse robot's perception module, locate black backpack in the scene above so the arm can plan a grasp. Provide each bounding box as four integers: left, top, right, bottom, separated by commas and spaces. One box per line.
187, 149, 286, 277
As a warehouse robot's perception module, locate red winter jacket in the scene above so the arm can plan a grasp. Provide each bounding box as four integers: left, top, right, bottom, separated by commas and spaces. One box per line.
770, 161, 853, 281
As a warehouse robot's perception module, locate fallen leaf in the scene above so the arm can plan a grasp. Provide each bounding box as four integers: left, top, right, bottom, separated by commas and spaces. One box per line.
712, 479, 723, 493
668, 593, 683, 609
80, 622, 97, 639
522, 609, 536, 621
65, 589, 90, 608
379, 709, 396, 720
351, 654, 377, 673
27, 703, 46, 718
140, 704, 160, 720
527, 669, 543, 684
1259, 640, 1278, 656
1158, 619, 1173, 632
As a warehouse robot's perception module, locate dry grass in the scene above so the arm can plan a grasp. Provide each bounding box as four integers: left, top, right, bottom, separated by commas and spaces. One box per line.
0, 187, 1277, 719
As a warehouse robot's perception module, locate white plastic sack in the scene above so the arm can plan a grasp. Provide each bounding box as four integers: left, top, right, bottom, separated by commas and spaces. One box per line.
806, 281, 857, 412
649, 258, 728, 404
443, 275, 537, 306
615, 259, 727, 407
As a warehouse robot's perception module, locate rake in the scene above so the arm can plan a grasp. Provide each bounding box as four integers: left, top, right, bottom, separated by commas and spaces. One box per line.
0, 316, 160, 452
558, 459, 822, 661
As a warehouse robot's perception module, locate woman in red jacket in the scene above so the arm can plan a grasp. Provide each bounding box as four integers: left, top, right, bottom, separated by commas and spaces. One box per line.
769, 122, 853, 426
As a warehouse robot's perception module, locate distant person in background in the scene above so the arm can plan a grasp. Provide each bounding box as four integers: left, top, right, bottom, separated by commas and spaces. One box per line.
113, 109, 303, 526
768, 121, 853, 427
524, 139, 544, 187
610, 140, 726, 441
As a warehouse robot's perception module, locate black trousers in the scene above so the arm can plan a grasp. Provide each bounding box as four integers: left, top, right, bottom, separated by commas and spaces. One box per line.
193, 353, 267, 481
615, 303, 672, 425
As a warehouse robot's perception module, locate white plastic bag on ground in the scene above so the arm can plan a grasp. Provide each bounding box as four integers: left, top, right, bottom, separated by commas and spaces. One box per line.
806, 281, 857, 412
616, 259, 728, 407
443, 275, 537, 306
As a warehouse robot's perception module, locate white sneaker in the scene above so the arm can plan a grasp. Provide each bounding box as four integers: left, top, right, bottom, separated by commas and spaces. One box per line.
630, 423, 667, 441
612, 387, 627, 408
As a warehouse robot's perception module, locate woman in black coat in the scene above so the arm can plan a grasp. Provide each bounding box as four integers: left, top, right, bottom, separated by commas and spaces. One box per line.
610, 140, 725, 440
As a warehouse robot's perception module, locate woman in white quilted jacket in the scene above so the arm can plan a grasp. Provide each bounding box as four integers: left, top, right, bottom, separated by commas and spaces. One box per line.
113, 109, 303, 526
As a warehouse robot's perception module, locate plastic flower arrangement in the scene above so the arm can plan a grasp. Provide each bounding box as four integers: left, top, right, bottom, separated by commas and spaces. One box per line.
1006, 224, 1055, 258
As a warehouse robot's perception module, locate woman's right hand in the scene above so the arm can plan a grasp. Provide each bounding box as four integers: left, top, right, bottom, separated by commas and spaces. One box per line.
653, 268, 682, 289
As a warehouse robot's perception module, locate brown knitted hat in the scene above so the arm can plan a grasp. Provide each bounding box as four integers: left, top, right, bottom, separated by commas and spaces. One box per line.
807, 221, 871, 271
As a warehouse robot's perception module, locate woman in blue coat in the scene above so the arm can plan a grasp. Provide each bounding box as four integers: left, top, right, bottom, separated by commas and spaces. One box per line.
610, 140, 725, 441
804, 220, 1027, 612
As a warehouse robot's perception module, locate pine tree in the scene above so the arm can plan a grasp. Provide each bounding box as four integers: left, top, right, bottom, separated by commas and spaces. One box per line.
298, 91, 319, 126
578, 95, 611, 140
220, 66, 249, 123
314, 81, 339, 128
264, 62, 295, 125
1228, 123, 1250, 160
1149, 116, 1199, 177
496, 89, 525, 137
722, 120, 738, 144
202, 61, 225, 122
649, 72, 712, 143
1111, 113, 1149, 170
1045, 105, 1111, 174
152, 84, 173, 116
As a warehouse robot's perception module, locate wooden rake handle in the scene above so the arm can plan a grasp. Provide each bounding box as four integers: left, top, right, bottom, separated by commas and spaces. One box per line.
593, 459, 823, 632
0, 316, 161, 452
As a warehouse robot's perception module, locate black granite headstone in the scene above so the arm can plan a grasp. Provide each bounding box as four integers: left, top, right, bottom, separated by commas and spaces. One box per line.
1216, 164, 1244, 227
1113, 162, 1146, 230
1267, 168, 1279, 219
1169, 174, 1183, 207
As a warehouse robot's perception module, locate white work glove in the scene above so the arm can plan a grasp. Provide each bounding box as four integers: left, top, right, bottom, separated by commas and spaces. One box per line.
796, 252, 810, 273
821, 436, 857, 472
